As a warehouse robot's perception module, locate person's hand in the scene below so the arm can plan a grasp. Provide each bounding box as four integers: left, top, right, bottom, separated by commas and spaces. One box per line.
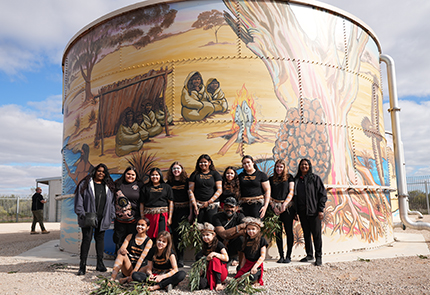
281, 201, 289, 212
155, 275, 164, 283
207, 252, 217, 261
318, 212, 324, 220
188, 214, 194, 223
119, 248, 128, 256
259, 205, 268, 219
202, 201, 209, 209
167, 217, 172, 226
250, 267, 258, 274
193, 205, 199, 216
273, 207, 280, 216
149, 274, 156, 281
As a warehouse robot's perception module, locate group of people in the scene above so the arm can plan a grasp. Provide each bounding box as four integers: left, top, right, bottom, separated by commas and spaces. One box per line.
115, 101, 172, 157
73, 154, 327, 292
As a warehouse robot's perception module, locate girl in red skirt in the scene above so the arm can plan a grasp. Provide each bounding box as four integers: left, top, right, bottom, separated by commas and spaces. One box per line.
196, 223, 229, 291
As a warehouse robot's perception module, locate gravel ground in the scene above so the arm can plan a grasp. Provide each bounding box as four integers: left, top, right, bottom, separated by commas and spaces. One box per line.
1, 218, 430, 295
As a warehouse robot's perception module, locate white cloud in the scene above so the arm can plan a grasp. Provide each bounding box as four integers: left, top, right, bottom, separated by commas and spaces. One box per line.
383, 100, 430, 176
27, 94, 63, 121
0, 164, 61, 197
0, 0, 143, 74
0, 105, 62, 165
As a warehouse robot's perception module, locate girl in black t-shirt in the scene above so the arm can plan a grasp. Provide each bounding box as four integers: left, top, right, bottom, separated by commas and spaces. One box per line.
235, 217, 267, 285
220, 166, 240, 207
189, 154, 222, 223
110, 217, 153, 283
195, 223, 229, 291
269, 159, 295, 264
113, 166, 143, 253
131, 231, 186, 291
238, 155, 270, 218
166, 161, 189, 267
140, 168, 173, 240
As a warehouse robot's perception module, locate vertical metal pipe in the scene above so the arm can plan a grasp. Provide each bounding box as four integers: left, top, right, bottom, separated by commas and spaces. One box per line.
16, 196, 19, 223
425, 180, 429, 215
380, 54, 430, 230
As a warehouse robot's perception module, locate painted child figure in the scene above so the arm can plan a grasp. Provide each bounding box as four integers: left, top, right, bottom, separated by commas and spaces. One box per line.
131, 231, 186, 292
196, 223, 229, 291
235, 217, 268, 285
110, 218, 153, 283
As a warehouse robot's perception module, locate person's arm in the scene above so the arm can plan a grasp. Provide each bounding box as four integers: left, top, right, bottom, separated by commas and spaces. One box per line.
140, 203, 145, 218
281, 181, 294, 212
74, 184, 85, 218
168, 200, 174, 226
316, 176, 327, 220
188, 181, 198, 216
259, 181, 271, 218
207, 248, 229, 262
251, 246, 266, 274
215, 223, 246, 240
121, 233, 133, 253
155, 254, 178, 282
133, 239, 153, 273
207, 180, 222, 205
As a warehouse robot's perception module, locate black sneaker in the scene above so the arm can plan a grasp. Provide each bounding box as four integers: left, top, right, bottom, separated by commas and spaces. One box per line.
276, 257, 285, 263
299, 256, 314, 262
315, 257, 322, 266
284, 257, 291, 263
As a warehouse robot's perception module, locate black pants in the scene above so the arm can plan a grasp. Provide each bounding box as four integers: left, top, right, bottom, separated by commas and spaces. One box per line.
298, 210, 322, 258
197, 206, 218, 224
275, 208, 295, 259
171, 207, 189, 261
226, 235, 244, 258
113, 220, 137, 253
80, 226, 105, 262
132, 270, 186, 289
241, 202, 262, 218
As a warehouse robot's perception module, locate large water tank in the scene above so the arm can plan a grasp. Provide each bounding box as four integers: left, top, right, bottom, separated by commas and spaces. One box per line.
61, 0, 395, 258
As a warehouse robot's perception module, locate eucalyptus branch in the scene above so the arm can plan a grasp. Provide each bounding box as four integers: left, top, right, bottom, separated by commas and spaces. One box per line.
225, 271, 264, 295
263, 209, 281, 240
178, 218, 203, 253
188, 256, 208, 291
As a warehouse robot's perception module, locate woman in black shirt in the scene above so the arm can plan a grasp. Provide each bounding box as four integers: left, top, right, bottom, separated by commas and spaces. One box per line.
238, 155, 270, 218
113, 166, 143, 253
269, 159, 295, 263
189, 154, 222, 223
166, 161, 189, 267
220, 166, 240, 207
140, 168, 173, 240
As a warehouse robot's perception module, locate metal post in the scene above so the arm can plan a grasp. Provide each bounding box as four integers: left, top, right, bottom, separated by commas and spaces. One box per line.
16, 196, 19, 223
425, 180, 430, 215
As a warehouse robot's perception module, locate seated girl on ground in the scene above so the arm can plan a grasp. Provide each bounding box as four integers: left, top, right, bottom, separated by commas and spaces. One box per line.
132, 231, 186, 292
195, 223, 229, 291
235, 217, 268, 285
110, 217, 152, 283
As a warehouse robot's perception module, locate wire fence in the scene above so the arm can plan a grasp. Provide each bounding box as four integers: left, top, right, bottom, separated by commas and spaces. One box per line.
0, 197, 34, 223
406, 175, 430, 214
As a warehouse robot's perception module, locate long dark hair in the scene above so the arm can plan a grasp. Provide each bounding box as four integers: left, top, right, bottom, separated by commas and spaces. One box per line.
242, 224, 263, 255
295, 158, 314, 181
115, 166, 140, 189
241, 155, 258, 170
166, 161, 188, 183
148, 167, 165, 185
153, 231, 173, 263
222, 166, 240, 199
76, 163, 115, 195
194, 154, 216, 174
202, 233, 219, 255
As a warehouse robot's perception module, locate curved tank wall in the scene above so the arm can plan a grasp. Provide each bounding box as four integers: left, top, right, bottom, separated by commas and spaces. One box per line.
61, 0, 395, 258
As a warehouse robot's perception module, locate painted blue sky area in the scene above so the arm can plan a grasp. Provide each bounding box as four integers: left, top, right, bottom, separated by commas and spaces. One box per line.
399, 95, 430, 103
357, 156, 390, 186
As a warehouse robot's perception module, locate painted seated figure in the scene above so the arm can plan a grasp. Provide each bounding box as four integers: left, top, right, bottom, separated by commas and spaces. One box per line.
155, 100, 173, 126
206, 78, 228, 113
181, 71, 215, 121
115, 108, 147, 157
140, 102, 163, 137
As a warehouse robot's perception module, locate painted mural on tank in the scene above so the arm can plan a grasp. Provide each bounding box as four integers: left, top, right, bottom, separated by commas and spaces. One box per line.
62, 0, 394, 256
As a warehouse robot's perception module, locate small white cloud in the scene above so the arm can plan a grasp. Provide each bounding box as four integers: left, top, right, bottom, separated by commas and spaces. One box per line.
383, 100, 430, 176
0, 164, 61, 197
0, 104, 62, 165
27, 95, 63, 121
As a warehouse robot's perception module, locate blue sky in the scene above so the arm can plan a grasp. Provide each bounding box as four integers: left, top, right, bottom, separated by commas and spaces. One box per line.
0, 0, 429, 196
